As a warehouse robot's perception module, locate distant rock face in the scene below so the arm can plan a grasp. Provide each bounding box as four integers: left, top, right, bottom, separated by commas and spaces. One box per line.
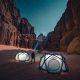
43, 31, 60, 51
44, 0, 80, 53
17, 18, 36, 48
0, 0, 36, 48
33, 34, 46, 50
37, 34, 46, 42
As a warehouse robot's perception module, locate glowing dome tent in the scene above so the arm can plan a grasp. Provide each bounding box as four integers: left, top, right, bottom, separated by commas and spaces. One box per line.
15, 52, 30, 62
39, 54, 69, 73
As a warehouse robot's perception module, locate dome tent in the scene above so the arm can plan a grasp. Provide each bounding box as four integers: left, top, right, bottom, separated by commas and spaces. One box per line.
15, 51, 30, 62
39, 53, 69, 74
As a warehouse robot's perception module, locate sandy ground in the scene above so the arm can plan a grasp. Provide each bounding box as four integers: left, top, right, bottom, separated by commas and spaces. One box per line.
0, 45, 32, 51
0, 45, 80, 80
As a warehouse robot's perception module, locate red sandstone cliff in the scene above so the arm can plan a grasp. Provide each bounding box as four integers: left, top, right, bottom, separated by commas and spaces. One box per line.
17, 18, 36, 48
0, 0, 20, 46
45, 0, 80, 54
0, 0, 36, 48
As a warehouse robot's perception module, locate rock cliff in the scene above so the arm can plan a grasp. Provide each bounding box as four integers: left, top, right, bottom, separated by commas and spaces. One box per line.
0, 0, 20, 46
17, 18, 36, 48
45, 0, 80, 54
0, 0, 36, 48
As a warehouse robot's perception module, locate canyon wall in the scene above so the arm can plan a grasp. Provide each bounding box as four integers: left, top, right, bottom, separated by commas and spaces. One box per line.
45, 0, 80, 54
0, 0, 36, 48
0, 0, 20, 46
17, 18, 36, 48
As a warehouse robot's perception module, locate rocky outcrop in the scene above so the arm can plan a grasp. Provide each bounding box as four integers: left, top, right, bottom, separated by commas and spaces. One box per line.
0, 0, 20, 46
43, 31, 60, 51
33, 34, 46, 50
67, 37, 80, 54
60, 0, 80, 52
0, 0, 36, 48
17, 18, 36, 48
44, 0, 80, 53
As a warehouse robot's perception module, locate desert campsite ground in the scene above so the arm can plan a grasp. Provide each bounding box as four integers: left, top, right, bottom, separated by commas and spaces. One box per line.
0, 45, 80, 80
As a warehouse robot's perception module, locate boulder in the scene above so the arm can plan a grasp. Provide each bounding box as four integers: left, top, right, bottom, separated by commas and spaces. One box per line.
67, 37, 80, 54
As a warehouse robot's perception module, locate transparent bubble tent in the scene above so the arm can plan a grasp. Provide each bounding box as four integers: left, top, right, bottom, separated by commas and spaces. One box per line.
15, 52, 30, 62
39, 53, 69, 73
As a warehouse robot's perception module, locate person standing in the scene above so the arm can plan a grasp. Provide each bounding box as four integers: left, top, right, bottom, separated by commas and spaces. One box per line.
31, 51, 35, 63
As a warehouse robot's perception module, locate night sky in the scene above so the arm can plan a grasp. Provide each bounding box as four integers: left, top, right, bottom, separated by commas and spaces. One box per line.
16, 0, 68, 36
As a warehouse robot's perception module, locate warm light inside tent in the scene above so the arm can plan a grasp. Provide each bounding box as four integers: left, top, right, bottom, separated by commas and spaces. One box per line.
39, 54, 69, 73
16, 52, 30, 62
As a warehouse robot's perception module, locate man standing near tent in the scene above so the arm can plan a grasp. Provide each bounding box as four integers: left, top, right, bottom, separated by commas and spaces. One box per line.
31, 51, 35, 63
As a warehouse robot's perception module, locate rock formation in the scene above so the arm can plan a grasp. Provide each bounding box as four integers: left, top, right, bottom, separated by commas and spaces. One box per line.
44, 0, 80, 53
0, 0, 36, 48
33, 33, 46, 50
0, 0, 20, 46
60, 0, 80, 53
67, 37, 80, 54
17, 18, 36, 48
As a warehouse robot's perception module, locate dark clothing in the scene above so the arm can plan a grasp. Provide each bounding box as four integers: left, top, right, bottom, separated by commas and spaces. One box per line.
31, 52, 35, 63
31, 52, 35, 58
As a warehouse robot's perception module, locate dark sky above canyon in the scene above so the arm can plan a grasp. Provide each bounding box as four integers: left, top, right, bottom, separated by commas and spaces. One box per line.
16, 0, 68, 36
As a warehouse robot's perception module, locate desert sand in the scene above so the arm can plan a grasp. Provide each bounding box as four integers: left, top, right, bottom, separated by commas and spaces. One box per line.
0, 45, 80, 80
